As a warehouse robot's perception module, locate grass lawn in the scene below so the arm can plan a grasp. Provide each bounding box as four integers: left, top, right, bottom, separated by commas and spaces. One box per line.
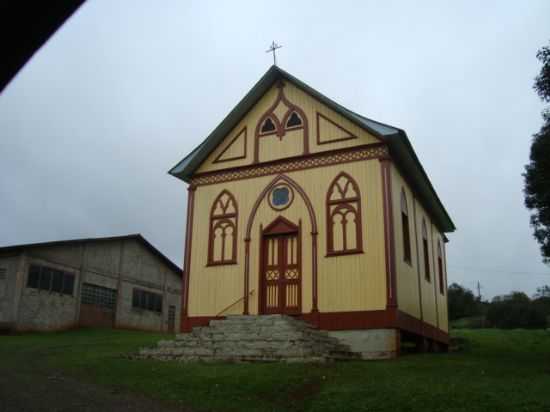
1, 328, 549, 412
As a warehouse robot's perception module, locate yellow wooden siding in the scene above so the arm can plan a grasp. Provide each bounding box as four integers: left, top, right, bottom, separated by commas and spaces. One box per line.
431, 227, 449, 332
390, 166, 421, 319
391, 165, 449, 330
196, 83, 380, 174
187, 160, 387, 316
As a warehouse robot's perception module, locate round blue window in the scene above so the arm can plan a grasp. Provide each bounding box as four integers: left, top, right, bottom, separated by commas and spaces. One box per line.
272, 187, 290, 206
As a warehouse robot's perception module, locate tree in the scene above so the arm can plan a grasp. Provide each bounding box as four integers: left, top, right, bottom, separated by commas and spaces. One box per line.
486, 292, 547, 329
534, 285, 550, 298
524, 42, 550, 263
448, 283, 479, 321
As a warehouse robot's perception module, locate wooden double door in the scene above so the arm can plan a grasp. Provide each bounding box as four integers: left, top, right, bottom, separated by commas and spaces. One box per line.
260, 217, 301, 314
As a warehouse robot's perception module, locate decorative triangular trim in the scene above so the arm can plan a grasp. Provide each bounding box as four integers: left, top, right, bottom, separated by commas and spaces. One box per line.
263, 215, 299, 235
213, 127, 247, 163
316, 112, 358, 145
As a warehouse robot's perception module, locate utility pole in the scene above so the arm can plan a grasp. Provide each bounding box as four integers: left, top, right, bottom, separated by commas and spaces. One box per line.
476, 281, 482, 301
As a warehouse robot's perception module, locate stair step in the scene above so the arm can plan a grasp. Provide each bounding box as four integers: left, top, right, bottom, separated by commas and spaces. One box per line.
138, 315, 360, 363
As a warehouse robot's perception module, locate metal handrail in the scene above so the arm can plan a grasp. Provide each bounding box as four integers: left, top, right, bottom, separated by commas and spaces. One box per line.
215, 289, 255, 317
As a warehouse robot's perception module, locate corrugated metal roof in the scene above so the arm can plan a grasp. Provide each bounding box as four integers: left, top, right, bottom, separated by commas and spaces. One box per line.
168, 65, 455, 233
0, 234, 183, 276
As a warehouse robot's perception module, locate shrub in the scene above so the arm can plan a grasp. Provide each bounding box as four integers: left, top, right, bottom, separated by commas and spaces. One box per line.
486, 292, 547, 329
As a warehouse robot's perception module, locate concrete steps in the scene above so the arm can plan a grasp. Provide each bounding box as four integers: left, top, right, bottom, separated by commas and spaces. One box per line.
138, 314, 360, 363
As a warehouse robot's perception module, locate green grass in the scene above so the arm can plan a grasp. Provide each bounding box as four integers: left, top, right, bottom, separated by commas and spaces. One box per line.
1, 328, 549, 411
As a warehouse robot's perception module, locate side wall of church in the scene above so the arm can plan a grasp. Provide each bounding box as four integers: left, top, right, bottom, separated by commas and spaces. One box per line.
187, 159, 387, 317
390, 165, 448, 332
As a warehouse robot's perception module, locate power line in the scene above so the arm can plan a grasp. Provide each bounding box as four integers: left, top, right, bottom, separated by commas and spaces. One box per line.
448, 264, 550, 277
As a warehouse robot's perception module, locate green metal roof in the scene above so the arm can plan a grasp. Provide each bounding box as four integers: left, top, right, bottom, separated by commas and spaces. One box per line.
168, 65, 455, 233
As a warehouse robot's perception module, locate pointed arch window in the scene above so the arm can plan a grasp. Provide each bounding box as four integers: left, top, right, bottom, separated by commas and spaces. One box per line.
422, 219, 430, 282
326, 172, 363, 256
260, 117, 277, 135
285, 111, 303, 129
208, 190, 238, 265
401, 189, 412, 264
437, 240, 445, 295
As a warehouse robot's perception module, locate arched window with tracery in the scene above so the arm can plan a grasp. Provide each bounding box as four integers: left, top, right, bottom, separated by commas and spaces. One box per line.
422, 219, 431, 282
326, 172, 363, 256
401, 189, 412, 264
208, 190, 238, 265
437, 240, 445, 294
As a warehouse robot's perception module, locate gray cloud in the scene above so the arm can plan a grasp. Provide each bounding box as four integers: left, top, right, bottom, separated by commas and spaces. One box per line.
1, 0, 549, 299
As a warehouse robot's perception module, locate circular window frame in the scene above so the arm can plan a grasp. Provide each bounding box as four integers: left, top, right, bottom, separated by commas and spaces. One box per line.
268, 184, 294, 211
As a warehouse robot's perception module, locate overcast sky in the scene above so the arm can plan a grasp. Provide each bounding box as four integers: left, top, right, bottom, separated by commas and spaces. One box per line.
1, 1, 549, 299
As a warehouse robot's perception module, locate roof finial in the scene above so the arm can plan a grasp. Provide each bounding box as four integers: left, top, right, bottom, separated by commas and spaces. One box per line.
266, 41, 283, 66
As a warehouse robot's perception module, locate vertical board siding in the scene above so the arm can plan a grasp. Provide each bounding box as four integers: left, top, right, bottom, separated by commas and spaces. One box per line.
391, 165, 449, 330
196, 83, 381, 174
187, 160, 387, 317
390, 166, 421, 319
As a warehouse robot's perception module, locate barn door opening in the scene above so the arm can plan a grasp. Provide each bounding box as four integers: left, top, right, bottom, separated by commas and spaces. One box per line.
260, 217, 301, 315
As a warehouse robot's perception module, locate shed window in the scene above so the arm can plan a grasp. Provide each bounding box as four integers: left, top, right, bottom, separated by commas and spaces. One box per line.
26, 264, 75, 296
422, 220, 430, 282
81, 283, 117, 309
132, 288, 162, 313
401, 190, 412, 264
326, 172, 363, 255
208, 190, 238, 265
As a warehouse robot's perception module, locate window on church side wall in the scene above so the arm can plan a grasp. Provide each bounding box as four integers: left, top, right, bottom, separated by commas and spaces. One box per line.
401, 189, 412, 264
208, 190, 238, 265
437, 240, 445, 295
422, 219, 430, 282
260, 117, 276, 134
326, 172, 363, 256
286, 111, 303, 129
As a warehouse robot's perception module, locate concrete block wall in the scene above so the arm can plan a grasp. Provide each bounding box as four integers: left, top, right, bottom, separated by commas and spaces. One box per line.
16, 256, 80, 331
0, 255, 21, 326
0, 236, 182, 333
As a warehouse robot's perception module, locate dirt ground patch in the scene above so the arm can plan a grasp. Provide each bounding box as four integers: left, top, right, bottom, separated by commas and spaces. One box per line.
0, 355, 191, 412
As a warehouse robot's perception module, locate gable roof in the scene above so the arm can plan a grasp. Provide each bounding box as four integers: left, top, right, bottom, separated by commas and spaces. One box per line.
0, 234, 182, 276
169, 65, 455, 233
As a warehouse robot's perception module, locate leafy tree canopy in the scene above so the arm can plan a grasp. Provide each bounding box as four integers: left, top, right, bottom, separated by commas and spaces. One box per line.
524, 42, 550, 263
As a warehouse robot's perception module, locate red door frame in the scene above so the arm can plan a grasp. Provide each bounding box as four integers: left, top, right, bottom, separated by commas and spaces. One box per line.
259, 216, 302, 315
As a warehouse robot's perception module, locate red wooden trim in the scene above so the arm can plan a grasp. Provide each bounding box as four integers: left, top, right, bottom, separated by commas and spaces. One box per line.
192, 143, 388, 186
180, 185, 196, 332
316, 112, 358, 145
182, 309, 449, 344
245, 174, 318, 238
243, 238, 250, 315
325, 249, 364, 257
412, 195, 424, 322
244, 174, 318, 316
263, 215, 299, 235
259, 217, 302, 314
253, 81, 309, 163
311, 231, 318, 313
325, 171, 364, 255
281, 110, 304, 132
183, 315, 225, 331
213, 127, 247, 164
267, 183, 295, 212
207, 190, 238, 266
380, 160, 397, 308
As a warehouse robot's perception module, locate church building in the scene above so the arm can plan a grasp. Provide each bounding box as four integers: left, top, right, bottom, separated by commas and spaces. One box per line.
169, 66, 455, 356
